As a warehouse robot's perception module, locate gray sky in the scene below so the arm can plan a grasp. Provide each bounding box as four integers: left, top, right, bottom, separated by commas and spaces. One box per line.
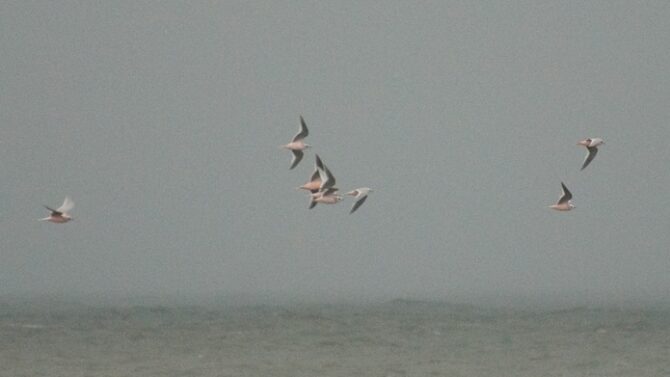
1, 1, 669, 305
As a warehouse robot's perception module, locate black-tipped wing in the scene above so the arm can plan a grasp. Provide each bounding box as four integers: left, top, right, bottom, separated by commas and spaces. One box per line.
308, 199, 317, 209
309, 169, 320, 182
349, 195, 368, 214
309, 154, 324, 181
581, 146, 598, 170
289, 150, 304, 169
319, 165, 336, 190
558, 182, 572, 204
293, 116, 309, 142
44, 205, 62, 216
322, 187, 339, 196
315, 154, 324, 171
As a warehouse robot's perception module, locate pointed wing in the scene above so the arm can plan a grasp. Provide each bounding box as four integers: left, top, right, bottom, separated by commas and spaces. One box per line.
310, 154, 324, 182
309, 169, 320, 182
319, 165, 336, 190
323, 187, 339, 196
349, 195, 368, 214
44, 205, 61, 216
57, 197, 74, 213
558, 182, 572, 204
308, 198, 318, 209
581, 147, 598, 170
292, 116, 309, 142
315, 154, 324, 171
289, 150, 304, 169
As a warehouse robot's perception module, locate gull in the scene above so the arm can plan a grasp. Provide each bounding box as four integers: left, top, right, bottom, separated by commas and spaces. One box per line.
282, 115, 310, 169
39, 197, 74, 223
309, 188, 343, 209
308, 161, 342, 209
577, 137, 604, 170
298, 155, 324, 193
549, 182, 574, 211
318, 163, 336, 192
346, 187, 372, 214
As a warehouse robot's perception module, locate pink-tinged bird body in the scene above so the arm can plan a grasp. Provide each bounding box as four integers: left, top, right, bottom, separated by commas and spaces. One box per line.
44, 215, 71, 223
40, 197, 74, 223
299, 180, 322, 193
306, 157, 343, 209
282, 116, 310, 169
298, 155, 324, 193
310, 189, 343, 205
549, 183, 574, 211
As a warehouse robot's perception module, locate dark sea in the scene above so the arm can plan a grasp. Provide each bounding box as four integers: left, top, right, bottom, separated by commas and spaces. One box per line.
1, 297, 669, 377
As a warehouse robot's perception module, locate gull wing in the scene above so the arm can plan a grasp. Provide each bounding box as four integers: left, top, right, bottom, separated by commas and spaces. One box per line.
322, 187, 339, 196
581, 146, 598, 170
349, 195, 368, 214
558, 182, 572, 204
310, 154, 324, 181
315, 154, 324, 171
57, 197, 74, 213
319, 165, 336, 190
292, 116, 309, 142
289, 150, 304, 170
44, 205, 61, 216
309, 169, 320, 182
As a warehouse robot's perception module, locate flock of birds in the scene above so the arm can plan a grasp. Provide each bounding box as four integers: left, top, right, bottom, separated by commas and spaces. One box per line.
281, 116, 372, 214
38, 125, 603, 224
549, 137, 605, 211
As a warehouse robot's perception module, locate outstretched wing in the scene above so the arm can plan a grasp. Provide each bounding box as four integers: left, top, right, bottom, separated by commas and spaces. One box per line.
290, 150, 304, 170
319, 165, 336, 190
57, 197, 74, 213
349, 195, 368, 214
558, 182, 572, 204
310, 154, 324, 182
581, 147, 598, 170
293, 116, 309, 142
315, 154, 324, 171
44, 205, 61, 216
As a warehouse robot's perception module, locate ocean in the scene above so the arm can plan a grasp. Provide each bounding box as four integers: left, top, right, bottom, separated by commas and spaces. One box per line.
1, 298, 669, 376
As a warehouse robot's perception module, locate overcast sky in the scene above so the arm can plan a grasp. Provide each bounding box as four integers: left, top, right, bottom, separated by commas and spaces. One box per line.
1, 1, 669, 305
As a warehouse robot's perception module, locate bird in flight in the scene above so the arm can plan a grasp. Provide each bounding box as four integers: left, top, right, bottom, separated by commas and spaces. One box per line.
308, 160, 342, 209
577, 137, 604, 170
40, 197, 75, 223
282, 115, 310, 169
346, 187, 372, 214
298, 155, 324, 193
549, 183, 574, 211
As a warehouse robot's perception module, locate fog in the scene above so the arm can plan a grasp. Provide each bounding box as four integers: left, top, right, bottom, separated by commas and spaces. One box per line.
2, 2, 669, 307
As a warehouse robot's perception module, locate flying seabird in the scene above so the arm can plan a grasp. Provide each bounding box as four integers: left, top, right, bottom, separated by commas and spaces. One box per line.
298, 155, 324, 193
577, 137, 604, 170
39, 197, 75, 223
282, 115, 310, 169
549, 182, 574, 211
308, 160, 342, 209
346, 187, 372, 214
